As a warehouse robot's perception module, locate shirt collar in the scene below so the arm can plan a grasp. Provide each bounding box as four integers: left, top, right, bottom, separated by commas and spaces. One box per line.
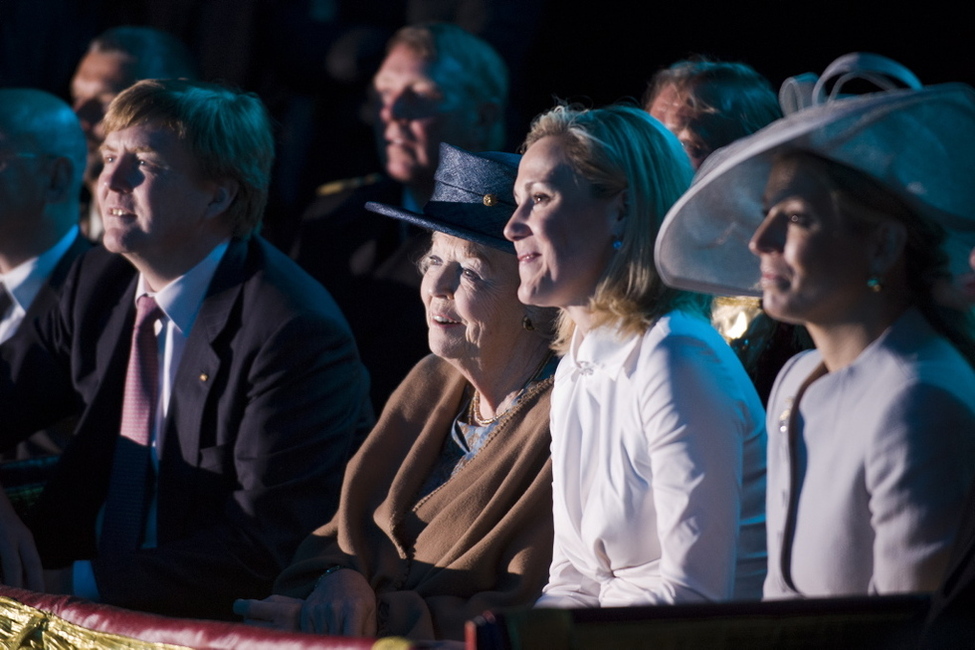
0, 225, 80, 312
567, 322, 642, 381
134, 239, 230, 335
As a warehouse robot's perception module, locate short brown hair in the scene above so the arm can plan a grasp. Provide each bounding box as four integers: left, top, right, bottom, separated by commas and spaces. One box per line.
644, 58, 781, 155
104, 79, 274, 237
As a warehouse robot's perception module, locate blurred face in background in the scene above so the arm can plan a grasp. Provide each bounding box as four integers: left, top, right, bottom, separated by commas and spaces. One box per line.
0, 136, 47, 252
647, 84, 711, 169
371, 44, 480, 191
955, 247, 975, 306
966, 248, 975, 300
71, 50, 136, 187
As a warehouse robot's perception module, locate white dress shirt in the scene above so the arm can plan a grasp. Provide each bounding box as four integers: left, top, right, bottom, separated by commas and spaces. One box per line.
0, 226, 79, 344
764, 308, 975, 598
537, 310, 767, 608
73, 240, 229, 598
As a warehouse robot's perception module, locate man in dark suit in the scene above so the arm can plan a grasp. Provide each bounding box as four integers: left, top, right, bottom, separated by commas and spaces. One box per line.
0, 89, 92, 461
0, 79, 372, 620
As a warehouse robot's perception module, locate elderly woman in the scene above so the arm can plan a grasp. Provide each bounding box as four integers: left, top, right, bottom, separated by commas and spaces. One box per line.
656, 69, 975, 597
503, 104, 767, 606
235, 145, 557, 641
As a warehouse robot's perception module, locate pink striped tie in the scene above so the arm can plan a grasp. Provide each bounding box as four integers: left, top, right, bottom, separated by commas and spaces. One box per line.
100, 295, 161, 555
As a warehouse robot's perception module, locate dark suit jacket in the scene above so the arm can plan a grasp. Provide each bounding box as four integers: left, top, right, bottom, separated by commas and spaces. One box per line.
0, 236, 373, 619
0, 230, 91, 460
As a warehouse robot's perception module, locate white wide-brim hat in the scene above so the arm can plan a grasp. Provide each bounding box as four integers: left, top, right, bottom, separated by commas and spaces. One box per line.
655, 76, 975, 297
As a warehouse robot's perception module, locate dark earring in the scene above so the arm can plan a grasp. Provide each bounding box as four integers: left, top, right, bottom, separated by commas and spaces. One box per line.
522, 316, 535, 331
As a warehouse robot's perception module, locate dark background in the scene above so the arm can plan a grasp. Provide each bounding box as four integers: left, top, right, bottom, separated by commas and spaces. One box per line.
2, 0, 972, 224
527, 2, 973, 103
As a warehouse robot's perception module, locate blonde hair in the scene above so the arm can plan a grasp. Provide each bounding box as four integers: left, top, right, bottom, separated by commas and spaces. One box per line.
104, 79, 274, 238
522, 104, 709, 349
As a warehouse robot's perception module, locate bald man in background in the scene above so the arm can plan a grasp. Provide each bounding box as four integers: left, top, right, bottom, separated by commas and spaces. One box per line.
0, 89, 92, 462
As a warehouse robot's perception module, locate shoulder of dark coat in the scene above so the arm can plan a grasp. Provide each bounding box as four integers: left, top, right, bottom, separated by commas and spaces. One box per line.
301, 173, 400, 223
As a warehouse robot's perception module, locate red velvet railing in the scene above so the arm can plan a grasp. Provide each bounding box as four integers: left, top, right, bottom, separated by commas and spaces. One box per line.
0, 585, 413, 650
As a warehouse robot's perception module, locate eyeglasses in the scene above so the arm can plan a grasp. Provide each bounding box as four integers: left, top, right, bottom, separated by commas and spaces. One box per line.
0, 151, 40, 171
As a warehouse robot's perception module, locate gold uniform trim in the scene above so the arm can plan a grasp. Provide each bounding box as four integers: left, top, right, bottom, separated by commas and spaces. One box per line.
0, 594, 191, 650
315, 173, 384, 197
1, 595, 417, 649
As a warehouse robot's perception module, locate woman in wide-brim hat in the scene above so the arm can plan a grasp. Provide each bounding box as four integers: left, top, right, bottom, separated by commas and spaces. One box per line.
236, 144, 559, 641
657, 59, 975, 598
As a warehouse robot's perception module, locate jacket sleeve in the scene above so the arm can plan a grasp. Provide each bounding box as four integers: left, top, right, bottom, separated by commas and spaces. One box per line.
866, 382, 975, 594
533, 524, 601, 608
0, 264, 83, 449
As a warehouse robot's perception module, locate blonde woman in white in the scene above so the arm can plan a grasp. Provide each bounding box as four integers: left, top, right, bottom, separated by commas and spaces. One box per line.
504, 104, 767, 606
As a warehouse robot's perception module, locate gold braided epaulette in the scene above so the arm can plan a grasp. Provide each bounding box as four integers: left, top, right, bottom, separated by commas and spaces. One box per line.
315, 173, 384, 197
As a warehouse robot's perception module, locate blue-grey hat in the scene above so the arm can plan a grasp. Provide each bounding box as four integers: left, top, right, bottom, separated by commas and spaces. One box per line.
365, 143, 520, 253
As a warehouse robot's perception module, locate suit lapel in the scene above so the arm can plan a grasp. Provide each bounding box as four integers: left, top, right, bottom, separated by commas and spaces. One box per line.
162, 238, 248, 464
49, 232, 94, 288
21, 233, 91, 322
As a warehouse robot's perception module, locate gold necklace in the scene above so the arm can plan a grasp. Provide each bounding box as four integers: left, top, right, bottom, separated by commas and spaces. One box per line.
468, 390, 504, 426
467, 350, 554, 426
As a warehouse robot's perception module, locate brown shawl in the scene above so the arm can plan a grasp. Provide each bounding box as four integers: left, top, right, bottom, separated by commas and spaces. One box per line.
274, 354, 554, 641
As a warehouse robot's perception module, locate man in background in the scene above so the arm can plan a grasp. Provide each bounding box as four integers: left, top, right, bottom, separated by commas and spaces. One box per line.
291, 22, 509, 412
0, 89, 92, 461
71, 25, 197, 239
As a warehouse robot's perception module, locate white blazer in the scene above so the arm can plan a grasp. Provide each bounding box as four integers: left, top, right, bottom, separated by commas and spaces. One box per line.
538, 310, 767, 607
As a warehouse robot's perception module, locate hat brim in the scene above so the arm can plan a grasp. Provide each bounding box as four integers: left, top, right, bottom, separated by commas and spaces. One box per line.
656, 83, 975, 297
365, 201, 515, 254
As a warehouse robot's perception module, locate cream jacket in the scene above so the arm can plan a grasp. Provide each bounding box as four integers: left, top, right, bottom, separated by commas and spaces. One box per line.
538, 310, 767, 607
765, 309, 975, 598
